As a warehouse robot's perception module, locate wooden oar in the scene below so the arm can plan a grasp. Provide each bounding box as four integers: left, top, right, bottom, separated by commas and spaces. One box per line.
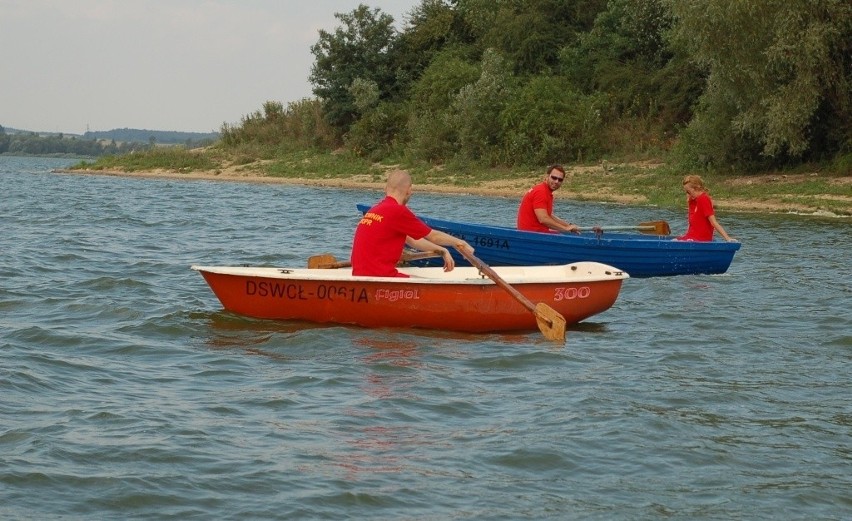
581, 220, 671, 235
307, 253, 339, 269
307, 250, 442, 269
455, 246, 566, 343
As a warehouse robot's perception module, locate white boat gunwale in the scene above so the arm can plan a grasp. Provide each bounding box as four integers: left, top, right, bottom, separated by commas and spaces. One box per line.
190, 261, 629, 285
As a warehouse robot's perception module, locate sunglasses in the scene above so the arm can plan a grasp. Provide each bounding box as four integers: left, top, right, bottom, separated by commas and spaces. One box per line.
549, 175, 565, 182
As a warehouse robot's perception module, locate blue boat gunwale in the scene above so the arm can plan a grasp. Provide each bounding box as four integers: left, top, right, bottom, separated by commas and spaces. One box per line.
356, 203, 741, 277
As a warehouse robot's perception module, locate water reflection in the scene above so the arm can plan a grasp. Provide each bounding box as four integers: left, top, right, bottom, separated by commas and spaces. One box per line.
200, 312, 325, 359
571, 321, 610, 333
322, 336, 425, 480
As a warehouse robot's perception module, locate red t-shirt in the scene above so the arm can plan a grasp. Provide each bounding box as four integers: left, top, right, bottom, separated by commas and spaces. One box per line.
350, 196, 432, 277
517, 182, 554, 233
678, 192, 715, 241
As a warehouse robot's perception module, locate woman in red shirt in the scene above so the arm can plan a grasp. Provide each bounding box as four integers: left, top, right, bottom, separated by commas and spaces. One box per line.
676, 175, 736, 242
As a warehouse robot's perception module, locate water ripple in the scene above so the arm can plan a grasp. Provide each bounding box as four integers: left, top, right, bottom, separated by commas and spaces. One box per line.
1, 157, 850, 520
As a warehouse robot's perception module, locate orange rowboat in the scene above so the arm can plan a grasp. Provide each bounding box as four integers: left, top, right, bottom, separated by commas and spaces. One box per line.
191, 262, 628, 334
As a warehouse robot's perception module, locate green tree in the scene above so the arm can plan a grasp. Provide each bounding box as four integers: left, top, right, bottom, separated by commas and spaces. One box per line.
0, 125, 9, 154
349, 78, 381, 114
476, 0, 607, 75
447, 48, 512, 164
560, 0, 702, 132
345, 75, 405, 158
392, 0, 474, 96
345, 100, 410, 159
405, 47, 480, 161
309, 4, 397, 133
668, 0, 852, 166
220, 99, 336, 152
501, 76, 606, 165
409, 47, 479, 114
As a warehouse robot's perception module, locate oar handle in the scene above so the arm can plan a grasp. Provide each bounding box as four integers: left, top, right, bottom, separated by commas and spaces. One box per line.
399, 250, 443, 264
308, 250, 442, 269
583, 225, 650, 231
577, 220, 671, 235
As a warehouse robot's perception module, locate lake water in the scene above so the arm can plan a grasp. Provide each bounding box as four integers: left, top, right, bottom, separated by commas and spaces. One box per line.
2, 156, 850, 520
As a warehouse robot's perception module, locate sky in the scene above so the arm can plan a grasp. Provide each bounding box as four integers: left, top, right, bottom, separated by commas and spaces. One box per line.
1, 0, 421, 135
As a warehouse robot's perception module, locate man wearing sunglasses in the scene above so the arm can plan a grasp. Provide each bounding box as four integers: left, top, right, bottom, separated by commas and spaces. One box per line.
517, 164, 580, 233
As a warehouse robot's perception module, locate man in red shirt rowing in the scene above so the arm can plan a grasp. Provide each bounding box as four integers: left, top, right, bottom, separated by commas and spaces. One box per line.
517, 164, 580, 234
351, 171, 474, 277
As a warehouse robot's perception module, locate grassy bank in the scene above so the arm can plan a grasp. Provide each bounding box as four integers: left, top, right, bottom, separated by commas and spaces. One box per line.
72, 147, 852, 216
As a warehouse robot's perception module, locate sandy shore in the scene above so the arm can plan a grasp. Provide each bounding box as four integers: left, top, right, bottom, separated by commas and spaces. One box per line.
59, 166, 851, 216
59, 168, 547, 199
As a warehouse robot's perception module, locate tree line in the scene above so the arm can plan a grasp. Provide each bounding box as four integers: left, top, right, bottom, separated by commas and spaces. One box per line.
221, 0, 850, 172
0, 128, 145, 157
0, 127, 218, 157
82, 128, 219, 146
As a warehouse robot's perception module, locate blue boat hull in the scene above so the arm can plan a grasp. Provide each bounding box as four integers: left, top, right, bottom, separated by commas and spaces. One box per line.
357, 204, 741, 277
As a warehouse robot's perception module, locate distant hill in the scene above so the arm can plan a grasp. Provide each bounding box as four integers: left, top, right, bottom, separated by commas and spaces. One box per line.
82, 128, 220, 145
0, 126, 61, 136
1, 124, 220, 156
1, 125, 218, 144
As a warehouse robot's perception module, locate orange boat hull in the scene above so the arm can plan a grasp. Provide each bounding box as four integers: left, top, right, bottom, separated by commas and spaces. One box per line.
192, 263, 627, 333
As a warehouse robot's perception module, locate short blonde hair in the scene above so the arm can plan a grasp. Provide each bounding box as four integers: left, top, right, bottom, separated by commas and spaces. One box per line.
682, 174, 706, 191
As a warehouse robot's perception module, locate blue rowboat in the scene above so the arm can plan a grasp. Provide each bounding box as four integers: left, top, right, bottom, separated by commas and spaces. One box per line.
356, 204, 741, 278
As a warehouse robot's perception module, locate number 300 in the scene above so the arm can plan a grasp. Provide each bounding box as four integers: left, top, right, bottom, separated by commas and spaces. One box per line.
554, 287, 591, 300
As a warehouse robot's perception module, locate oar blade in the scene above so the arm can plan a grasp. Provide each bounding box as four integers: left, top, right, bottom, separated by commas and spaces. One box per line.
638, 220, 671, 235
457, 246, 567, 343
534, 302, 567, 343
307, 253, 338, 269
